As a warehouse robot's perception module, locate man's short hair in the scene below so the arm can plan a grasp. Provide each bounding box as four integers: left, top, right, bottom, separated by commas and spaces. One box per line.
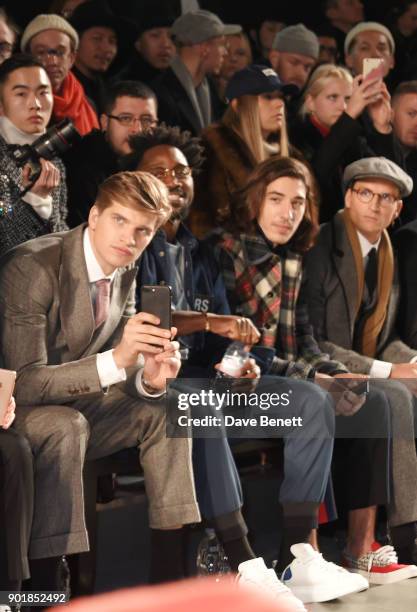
102, 80, 157, 115
95, 170, 171, 228
124, 123, 204, 174
0, 53, 45, 87
393, 80, 417, 102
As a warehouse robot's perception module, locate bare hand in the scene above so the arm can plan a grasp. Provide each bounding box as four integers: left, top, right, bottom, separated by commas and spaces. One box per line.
207, 314, 260, 347
215, 357, 260, 379
22, 158, 60, 197
390, 363, 417, 395
143, 338, 182, 391
113, 312, 173, 370
1, 396, 16, 429
368, 83, 392, 133
346, 75, 386, 120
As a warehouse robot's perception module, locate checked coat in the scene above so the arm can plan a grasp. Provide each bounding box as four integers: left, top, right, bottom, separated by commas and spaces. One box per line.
210, 229, 348, 380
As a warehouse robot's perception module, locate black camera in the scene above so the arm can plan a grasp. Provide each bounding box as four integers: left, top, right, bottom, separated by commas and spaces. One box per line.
12, 118, 81, 185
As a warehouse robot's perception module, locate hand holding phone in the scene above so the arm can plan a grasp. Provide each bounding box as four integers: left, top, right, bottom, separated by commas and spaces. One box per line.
0, 369, 16, 428
363, 58, 384, 81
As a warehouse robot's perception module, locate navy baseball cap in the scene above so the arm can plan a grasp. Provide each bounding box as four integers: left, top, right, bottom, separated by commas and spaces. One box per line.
225, 65, 299, 102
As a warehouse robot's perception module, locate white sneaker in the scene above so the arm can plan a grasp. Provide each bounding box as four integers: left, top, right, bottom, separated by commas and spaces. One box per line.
281, 543, 369, 603
237, 557, 307, 611
0, 606, 12, 612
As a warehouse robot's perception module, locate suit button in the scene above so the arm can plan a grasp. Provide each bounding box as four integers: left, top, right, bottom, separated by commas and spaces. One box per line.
267, 291, 274, 298
159, 251, 165, 257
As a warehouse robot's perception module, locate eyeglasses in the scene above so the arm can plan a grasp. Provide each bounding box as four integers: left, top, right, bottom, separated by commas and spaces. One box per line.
106, 114, 158, 129
33, 48, 69, 61
151, 165, 192, 180
351, 187, 399, 207
0, 42, 13, 57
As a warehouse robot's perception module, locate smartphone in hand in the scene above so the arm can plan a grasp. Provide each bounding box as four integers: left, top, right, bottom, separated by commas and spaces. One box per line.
0, 369, 16, 424
363, 58, 384, 81
140, 285, 172, 331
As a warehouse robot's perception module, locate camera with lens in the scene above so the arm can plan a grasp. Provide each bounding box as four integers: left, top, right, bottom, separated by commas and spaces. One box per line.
11, 118, 81, 187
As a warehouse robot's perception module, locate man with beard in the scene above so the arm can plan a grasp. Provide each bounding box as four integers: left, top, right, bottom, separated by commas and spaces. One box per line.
124, 123, 260, 360
64, 80, 158, 227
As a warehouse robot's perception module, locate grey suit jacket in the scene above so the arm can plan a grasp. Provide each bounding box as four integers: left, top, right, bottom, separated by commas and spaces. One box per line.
303, 211, 417, 373
0, 224, 137, 405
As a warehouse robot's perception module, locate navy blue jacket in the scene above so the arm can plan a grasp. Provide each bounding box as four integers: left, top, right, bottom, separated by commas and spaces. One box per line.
137, 223, 231, 369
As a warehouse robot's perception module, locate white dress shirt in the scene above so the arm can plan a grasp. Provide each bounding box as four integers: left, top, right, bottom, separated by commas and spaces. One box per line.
84, 229, 163, 397
356, 230, 392, 378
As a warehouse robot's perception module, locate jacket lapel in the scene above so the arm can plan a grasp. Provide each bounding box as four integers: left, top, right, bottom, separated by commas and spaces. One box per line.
331, 213, 359, 339
59, 225, 95, 359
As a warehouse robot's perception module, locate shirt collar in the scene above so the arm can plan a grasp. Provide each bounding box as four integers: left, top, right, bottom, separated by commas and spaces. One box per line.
83, 228, 116, 284
356, 229, 381, 258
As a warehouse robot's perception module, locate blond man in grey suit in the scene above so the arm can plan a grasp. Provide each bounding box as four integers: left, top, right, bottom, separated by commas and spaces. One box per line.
0, 171, 201, 589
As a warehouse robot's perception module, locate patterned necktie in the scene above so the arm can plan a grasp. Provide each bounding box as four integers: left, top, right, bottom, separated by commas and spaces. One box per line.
94, 279, 111, 329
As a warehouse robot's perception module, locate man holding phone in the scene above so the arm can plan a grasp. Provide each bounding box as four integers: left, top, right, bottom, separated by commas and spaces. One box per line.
0, 170, 202, 590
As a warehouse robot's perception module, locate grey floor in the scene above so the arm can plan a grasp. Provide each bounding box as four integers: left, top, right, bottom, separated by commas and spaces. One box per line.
309, 579, 417, 612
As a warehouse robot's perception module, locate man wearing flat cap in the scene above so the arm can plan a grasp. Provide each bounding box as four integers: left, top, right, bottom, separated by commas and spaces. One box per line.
304, 157, 417, 568
152, 9, 241, 136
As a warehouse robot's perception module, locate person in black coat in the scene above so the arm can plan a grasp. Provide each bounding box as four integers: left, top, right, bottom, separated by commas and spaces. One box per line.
64, 80, 158, 226
290, 63, 391, 222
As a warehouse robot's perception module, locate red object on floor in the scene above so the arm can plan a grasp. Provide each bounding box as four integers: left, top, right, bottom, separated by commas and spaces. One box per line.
50, 576, 300, 611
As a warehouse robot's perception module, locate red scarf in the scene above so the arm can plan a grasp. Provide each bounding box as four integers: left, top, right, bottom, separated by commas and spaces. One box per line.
310, 114, 330, 138
53, 71, 99, 136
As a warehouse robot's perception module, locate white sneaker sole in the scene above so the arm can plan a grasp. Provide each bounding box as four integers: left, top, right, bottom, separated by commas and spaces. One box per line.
284, 580, 367, 603
348, 565, 417, 585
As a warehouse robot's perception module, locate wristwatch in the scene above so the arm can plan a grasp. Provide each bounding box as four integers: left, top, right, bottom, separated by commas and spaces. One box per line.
142, 377, 163, 395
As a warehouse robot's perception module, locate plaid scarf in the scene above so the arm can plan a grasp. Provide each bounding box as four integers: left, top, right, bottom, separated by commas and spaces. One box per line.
219, 231, 302, 357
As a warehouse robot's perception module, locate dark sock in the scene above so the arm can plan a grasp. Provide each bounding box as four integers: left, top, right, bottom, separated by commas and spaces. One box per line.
0, 578, 21, 590
29, 557, 61, 591
277, 526, 312, 574
149, 528, 185, 584
218, 536, 256, 571
211, 510, 255, 571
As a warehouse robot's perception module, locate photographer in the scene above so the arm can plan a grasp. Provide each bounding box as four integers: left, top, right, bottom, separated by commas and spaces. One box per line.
0, 54, 68, 258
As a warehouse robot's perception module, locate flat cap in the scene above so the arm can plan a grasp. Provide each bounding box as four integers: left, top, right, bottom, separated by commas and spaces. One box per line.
344, 22, 395, 55
343, 157, 413, 197
21, 14, 79, 52
171, 10, 241, 45
272, 23, 319, 60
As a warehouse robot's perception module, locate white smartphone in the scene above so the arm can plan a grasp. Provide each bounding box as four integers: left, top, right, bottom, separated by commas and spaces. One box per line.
363, 58, 384, 80
0, 369, 16, 424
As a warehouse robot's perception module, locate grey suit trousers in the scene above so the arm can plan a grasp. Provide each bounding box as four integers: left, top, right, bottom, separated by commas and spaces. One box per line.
373, 380, 417, 528
13, 387, 200, 559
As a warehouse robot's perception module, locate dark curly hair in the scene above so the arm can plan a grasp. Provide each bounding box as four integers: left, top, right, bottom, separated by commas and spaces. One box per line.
122, 123, 205, 174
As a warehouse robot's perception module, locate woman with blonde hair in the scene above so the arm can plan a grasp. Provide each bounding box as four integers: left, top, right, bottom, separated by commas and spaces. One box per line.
190, 65, 296, 238
290, 62, 391, 221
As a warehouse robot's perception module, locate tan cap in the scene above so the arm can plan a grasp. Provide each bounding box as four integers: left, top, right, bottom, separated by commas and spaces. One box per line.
21, 14, 79, 52
344, 22, 395, 55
